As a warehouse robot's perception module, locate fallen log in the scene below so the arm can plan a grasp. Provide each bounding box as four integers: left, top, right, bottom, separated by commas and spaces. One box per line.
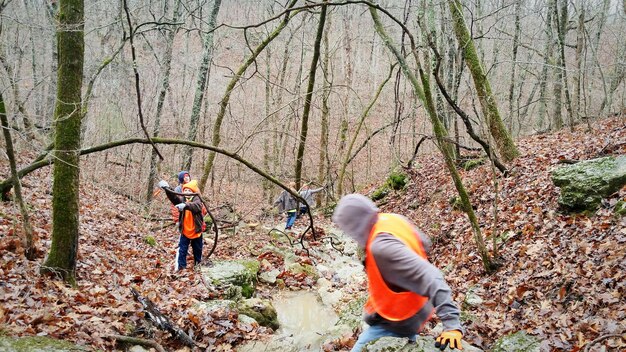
130, 287, 194, 347
109, 334, 166, 352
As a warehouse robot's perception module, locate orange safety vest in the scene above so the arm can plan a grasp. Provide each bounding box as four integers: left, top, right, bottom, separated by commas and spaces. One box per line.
364, 213, 429, 321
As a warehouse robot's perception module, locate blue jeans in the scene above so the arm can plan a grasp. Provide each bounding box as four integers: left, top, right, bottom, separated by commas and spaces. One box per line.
176, 234, 203, 270
351, 325, 416, 352
285, 210, 297, 229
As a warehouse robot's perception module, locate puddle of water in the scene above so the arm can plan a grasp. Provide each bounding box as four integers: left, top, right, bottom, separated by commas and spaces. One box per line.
272, 290, 338, 350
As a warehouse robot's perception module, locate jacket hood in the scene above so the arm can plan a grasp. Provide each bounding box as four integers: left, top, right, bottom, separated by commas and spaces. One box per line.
182, 180, 200, 194
332, 194, 379, 248
178, 171, 190, 184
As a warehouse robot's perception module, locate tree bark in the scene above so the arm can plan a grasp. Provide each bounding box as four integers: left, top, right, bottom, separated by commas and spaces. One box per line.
40, 0, 84, 285
200, 0, 299, 191
555, 0, 574, 131
1, 91, 36, 260
448, 0, 519, 162
537, 0, 556, 131
146, 0, 182, 203
338, 65, 394, 195
507, 0, 521, 134
317, 13, 331, 205
181, 0, 222, 170
295, 1, 327, 189
371, 7, 495, 272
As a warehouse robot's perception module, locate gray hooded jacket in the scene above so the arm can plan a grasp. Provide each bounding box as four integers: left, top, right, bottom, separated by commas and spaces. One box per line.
332, 194, 462, 335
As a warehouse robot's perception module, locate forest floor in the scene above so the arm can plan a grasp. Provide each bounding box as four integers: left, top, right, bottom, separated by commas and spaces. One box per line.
0, 116, 625, 351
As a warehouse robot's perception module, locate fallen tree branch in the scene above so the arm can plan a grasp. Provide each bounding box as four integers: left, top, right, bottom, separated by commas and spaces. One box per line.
582, 333, 624, 352
131, 287, 194, 347
109, 334, 166, 352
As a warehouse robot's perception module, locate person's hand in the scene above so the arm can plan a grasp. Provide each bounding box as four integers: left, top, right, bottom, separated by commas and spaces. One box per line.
435, 330, 463, 350
175, 203, 186, 211
158, 180, 169, 189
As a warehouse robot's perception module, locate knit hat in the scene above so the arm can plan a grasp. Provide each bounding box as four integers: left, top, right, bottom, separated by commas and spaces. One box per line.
332, 194, 379, 248
178, 171, 190, 184
182, 180, 200, 194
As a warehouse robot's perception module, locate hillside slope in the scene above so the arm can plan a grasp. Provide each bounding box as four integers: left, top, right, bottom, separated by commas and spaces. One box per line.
375, 116, 625, 350
0, 116, 624, 351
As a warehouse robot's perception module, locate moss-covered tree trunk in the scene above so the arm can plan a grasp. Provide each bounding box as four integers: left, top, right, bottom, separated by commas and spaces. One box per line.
1, 91, 36, 259
295, 1, 327, 189
448, 0, 519, 162
371, 8, 495, 272
199, 0, 298, 191
317, 16, 331, 205
40, 0, 84, 285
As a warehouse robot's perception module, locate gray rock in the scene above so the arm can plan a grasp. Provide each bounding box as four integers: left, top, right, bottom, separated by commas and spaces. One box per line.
259, 268, 280, 284
552, 155, 626, 212
363, 335, 483, 352
490, 331, 541, 352
464, 289, 484, 308
0, 336, 90, 352
201, 259, 260, 298
128, 346, 150, 352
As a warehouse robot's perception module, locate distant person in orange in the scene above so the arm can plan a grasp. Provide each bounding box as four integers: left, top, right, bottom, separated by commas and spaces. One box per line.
333, 194, 464, 351
159, 179, 205, 271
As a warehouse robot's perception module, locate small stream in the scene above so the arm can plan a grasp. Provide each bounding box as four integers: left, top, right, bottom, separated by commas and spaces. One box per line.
237, 229, 365, 352
237, 290, 340, 352
273, 291, 339, 349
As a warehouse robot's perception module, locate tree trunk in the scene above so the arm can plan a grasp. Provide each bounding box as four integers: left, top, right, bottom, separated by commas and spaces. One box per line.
200, 0, 298, 191
555, 0, 574, 131
295, 1, 327, 189
338, 65, 394, 196
573, 3, 585, 122
146, 0, 182, 203
40, 0, 85, 285
537, 0, 556, 131
371, 8, 495, 272
448, 0, 519, 162
181, 0, 222, 171
1, 91, 36, 259
317, 13, 331, 205
263, 48, 273, 202
507, 0, 521, 134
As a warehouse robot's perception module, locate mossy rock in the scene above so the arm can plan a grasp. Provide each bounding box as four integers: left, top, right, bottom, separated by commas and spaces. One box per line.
200, 259, 260, 298
143, 235, 157, 247
615, 200, 626, 216
286, 262, 319, 280
0, 336, 90, 352
552, 155, 626, 212
371, 185, 390, 201
490, 331, 540, 352
237, 298, 279, 330
387, 171, 408, 190
336, 294, 367, 329
461, 157, 485, 171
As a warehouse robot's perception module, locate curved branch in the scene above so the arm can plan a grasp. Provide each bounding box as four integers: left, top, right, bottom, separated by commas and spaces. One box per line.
0, 137, 316, 241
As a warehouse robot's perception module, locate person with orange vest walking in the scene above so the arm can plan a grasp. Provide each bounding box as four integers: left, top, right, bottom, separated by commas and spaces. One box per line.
332, 194, 464, 351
